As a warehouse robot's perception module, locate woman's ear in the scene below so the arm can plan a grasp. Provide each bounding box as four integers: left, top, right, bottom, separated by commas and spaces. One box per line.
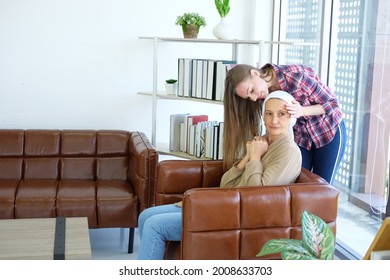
250, 69, 260, 76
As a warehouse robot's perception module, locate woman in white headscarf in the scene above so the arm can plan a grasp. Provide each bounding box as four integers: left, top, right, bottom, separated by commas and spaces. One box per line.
220, 90, 302, 187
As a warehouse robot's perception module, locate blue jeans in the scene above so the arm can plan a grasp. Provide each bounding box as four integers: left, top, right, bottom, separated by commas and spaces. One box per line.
300, 120, 347, 184
137, 204, 182, 260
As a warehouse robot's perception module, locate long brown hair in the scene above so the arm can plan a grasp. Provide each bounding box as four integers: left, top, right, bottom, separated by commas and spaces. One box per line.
223, 64, 262, 170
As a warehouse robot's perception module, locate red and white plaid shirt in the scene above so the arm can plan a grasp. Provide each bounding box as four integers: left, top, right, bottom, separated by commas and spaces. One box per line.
262, 63, 343, 150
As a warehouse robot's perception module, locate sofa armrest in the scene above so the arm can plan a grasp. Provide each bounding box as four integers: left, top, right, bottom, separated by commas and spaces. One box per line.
156, 160, 224, 205
295, 167, 328, 184
128, 131, 158, 213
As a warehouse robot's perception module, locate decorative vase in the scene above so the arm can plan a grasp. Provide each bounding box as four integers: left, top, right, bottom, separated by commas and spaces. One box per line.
182, 25, 200, 38
213, 17, 233, 40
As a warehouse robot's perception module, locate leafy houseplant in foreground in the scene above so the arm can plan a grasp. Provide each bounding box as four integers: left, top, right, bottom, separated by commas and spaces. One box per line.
257, 210, 335, 260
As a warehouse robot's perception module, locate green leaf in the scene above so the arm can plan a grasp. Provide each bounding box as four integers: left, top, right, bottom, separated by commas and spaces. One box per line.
257, 239, 302, 257
301, 210, 335, 260
215, 0, 230, 17
281, 248, 318, 260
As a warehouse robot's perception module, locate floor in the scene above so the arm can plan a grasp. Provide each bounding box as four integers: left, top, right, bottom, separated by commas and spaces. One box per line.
89, 227, 139, 260
336, 191, 383, 258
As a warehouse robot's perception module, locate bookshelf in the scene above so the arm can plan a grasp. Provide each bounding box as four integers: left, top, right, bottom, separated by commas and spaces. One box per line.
138, 36, 318, 157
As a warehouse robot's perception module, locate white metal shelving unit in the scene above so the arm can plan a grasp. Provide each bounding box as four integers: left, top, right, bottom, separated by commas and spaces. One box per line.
138, 36, 318, 153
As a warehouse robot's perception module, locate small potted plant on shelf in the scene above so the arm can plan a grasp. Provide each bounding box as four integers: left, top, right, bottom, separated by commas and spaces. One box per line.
165, 79, 178, 95
175, 12, 206, 39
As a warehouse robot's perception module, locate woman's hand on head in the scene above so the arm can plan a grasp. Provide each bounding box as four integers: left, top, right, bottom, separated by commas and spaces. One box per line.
285, 100, 306, 118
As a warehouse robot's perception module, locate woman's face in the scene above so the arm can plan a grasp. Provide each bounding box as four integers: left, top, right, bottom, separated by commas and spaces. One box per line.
235, 70, 269, 102
263, 98, 291, 138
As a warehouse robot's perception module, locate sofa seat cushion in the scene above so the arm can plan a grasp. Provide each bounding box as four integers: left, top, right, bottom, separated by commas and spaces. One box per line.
15, 180, 57, 218
97, 180, 137, 228
0, 180, 19, 218
57, 180, 97, 227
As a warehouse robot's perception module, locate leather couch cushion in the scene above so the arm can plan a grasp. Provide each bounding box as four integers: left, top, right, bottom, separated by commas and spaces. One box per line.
97, 180, 137, 228
0, 159, 23, 179
24, 130, 60, 156
0, 180, 19, 218
0, 130, 24, 156
15, 180, 57, 218
57, 180, 97, 227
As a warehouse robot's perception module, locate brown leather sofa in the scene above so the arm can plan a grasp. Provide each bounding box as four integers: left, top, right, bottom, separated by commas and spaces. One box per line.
155, 160, 339, 260
0, 129, 158, 253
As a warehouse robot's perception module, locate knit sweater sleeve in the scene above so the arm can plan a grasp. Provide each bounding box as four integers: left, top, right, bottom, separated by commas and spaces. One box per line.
219, 164, 244, 188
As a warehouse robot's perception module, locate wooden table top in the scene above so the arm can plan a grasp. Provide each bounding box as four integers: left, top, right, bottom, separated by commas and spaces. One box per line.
0, 217, 91, 260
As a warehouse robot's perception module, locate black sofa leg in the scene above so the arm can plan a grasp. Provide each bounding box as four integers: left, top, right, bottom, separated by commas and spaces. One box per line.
128, 228, 135, 254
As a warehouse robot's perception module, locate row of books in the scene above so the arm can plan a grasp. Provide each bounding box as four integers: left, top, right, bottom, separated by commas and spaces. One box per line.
169, 114, 224, 160
177, 58, 237, 101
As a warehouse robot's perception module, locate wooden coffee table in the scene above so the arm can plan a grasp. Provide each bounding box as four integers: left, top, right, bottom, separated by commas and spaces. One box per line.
0, 217, 91, 260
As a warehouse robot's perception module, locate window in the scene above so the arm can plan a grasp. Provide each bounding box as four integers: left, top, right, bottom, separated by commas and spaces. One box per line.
271, 0, 390, 257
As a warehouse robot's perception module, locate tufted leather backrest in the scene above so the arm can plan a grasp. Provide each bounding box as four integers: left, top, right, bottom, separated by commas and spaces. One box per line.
156, 160, 224, 205
0, 129, 131, 181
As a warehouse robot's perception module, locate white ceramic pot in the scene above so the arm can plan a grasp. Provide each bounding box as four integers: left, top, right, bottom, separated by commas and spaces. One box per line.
213, 17, 233, 40
165, 83, 178, 95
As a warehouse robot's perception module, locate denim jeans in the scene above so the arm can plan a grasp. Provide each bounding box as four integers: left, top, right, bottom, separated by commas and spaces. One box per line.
300, 120, 347, 184
137, 204, 182, 260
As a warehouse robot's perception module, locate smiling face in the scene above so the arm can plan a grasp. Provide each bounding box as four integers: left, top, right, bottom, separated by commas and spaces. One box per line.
263, 98, 291, 140
235, 70, 269, 102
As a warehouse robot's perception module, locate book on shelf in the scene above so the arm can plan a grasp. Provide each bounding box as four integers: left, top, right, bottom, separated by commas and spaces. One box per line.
210, 121, 224, 160
169, 113, 190, 152
212, 123, 220, 160
177, 58, 193, 97
205, 60, 215, 100
188, 124, 196, 156
204, 120, 217, 159
177, 58, 185, 97
214, 60, 237, 101
218, 122, 224, 160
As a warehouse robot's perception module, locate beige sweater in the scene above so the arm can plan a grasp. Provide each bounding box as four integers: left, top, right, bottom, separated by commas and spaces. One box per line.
220, 134, 302, 188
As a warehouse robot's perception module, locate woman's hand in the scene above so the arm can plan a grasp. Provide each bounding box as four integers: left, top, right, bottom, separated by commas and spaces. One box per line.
249, 136, 268, 161
285, 100, 306, 118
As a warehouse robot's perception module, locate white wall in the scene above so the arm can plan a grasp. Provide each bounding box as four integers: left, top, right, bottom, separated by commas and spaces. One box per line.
0, 0, 271, 143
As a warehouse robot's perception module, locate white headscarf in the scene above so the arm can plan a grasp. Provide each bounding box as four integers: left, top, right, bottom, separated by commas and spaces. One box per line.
261, 90, 297, 135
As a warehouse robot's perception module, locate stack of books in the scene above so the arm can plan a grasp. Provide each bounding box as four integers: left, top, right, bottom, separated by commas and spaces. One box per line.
170, 114, 224, 160
177, 58, 237, 101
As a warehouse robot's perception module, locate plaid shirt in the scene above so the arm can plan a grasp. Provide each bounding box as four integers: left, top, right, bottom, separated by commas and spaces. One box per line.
262, 63, 343, 150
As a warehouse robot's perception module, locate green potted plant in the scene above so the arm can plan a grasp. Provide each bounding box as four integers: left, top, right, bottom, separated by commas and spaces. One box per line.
257, 210, 335, 260
175, 12, 206, 38
165, 79, 178, 95
213, 0, 232, 39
